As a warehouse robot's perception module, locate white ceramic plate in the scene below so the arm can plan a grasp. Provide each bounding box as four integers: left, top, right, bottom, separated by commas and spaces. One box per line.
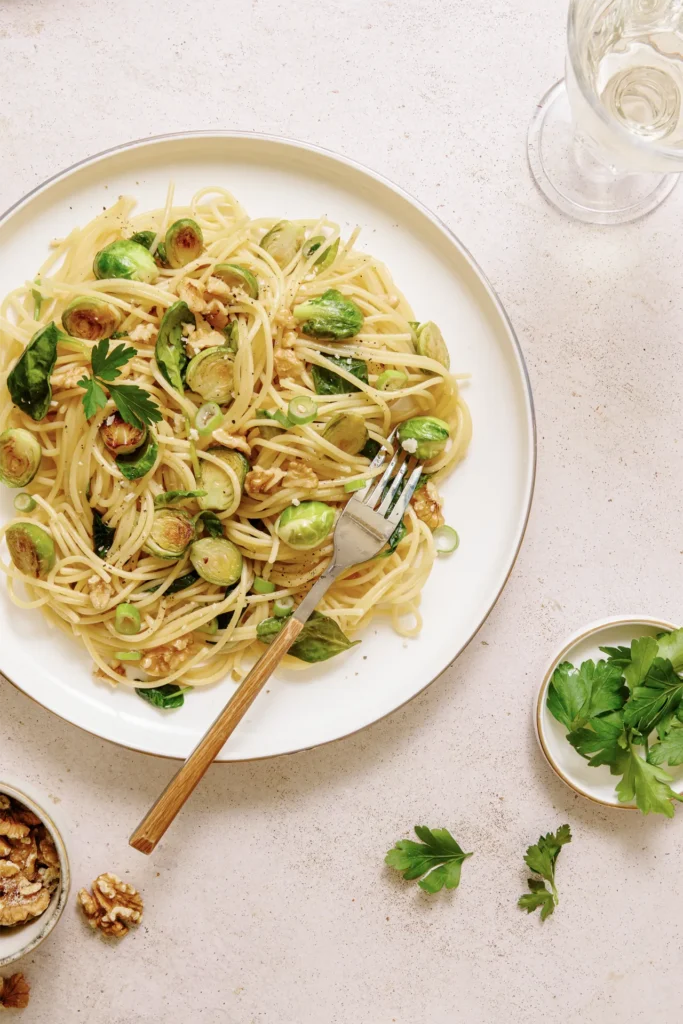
0, 132, 535, 760
536, 616, 683, 808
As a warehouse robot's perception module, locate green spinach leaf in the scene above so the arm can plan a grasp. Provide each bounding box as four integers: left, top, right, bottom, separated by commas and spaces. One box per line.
7, 322, 59, 420
311, 355, 368, 395
135, 684, 191, 710
91, 509, 116, 560
153, 489, 207, 508
256, 610, 359, 663
195, 510, 224, 538
146, 570, 201, 595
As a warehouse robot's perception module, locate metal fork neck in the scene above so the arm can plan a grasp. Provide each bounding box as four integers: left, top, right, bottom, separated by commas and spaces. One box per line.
293, 567, 337, 623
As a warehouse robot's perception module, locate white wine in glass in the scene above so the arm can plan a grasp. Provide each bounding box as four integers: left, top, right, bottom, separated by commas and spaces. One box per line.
529, 0, 683, 224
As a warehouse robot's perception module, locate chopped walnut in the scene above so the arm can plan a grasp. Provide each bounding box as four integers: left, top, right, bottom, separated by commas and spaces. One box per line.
87, 577, 113, 612
280, 330, 298, 349
141, 636, 194, 677
245, 465, 285, 496
0, 973, 30, 1010
0, 874, 51, 927
0, 810, 29, 841
128, 322, 157, 343
283, 460, 318, 490
204, 275, 233, 300
0, 796, 9, 811
273, 307, 297, 330
9, 832, 38, 880
177, 277, 207, 313
186, 329, 226, 358
51, 363, 87, 390
204, 305, 229, 331
211, 430, 250, 456
0, 839, 10, 858
78, 873, 143, 939
0, 861, 19, 879
411, 480, 445, 530
274, 347, 304, 381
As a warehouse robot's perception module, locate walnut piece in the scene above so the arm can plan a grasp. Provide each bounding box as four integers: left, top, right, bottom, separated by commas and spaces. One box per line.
283, 460, 318, 490
141, 636, 194, 677
186, 328, 225, 358
411, 480, 445, 531
245, 465, 285, 496
177, 277, 207, 313
128, 322, 157, 343
0, 973, 30, 1010
211, 429, 250, 456
51, 363, 87, 390
87, 577, 113, 612
274, 347, 304, 380
0, 797, 60, 930
78, 873, 143, 939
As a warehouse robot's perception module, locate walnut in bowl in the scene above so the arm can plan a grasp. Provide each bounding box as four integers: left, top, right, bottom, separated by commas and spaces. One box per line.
0, 780, 70, 969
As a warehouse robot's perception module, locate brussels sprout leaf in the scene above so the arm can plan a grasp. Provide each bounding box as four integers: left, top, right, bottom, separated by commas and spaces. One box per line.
153, 489, 207, 508
312, 355, 368, 395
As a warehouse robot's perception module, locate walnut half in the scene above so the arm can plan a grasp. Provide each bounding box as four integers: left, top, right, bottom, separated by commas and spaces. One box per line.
0, 798, 60, 929
78, 873, 143, 939
0, 973, 30, 1009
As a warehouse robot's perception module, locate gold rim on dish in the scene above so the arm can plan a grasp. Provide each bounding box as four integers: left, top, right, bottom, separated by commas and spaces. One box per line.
535, 614, 677, 810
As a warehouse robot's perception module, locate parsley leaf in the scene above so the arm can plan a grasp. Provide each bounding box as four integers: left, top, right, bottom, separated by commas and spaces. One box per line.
91, 338, 137, 382
547, 659, 626, 732
518, 825, 571, 919
647, 723, 683, 767
78, 377, 108, 419
567, 711, 629, 774
385, 826, 473, 893
623, 657, 683, 735
616, 738, 683, 816
107, 382, 163, 431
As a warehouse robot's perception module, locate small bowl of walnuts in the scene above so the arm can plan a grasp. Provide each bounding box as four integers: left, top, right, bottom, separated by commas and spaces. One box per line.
0, 778, 70, 969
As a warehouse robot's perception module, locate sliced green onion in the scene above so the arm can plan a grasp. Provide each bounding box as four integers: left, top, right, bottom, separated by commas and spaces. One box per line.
115, 650, 142, 661
273, 595, 295, 618
344, 478, 366, 493
433, 525, 459, 555
376, 369, 408, 392
196, 617, 218, 636
287, 396, 317, 425
253, 576, 276, 595
257, 408, 291, 429
13, 492, 37, 513
32, 280, 43, 320
115, 602, 142, 635
195, 402, 223, 436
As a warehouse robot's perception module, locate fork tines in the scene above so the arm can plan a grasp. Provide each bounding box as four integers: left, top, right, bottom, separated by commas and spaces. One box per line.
354, 433, 422, 524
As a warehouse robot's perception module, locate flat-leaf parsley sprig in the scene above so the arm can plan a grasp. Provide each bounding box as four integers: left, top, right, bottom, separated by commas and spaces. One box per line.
78, 338, 162, 430
518, 824, 571, 920
385, 826, 473, 893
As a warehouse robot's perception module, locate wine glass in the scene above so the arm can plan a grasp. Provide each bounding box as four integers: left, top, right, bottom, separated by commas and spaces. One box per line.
528, 0, 683, 224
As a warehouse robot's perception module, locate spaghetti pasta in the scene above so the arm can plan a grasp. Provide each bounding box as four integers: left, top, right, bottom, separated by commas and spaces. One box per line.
0, 186, 471, 694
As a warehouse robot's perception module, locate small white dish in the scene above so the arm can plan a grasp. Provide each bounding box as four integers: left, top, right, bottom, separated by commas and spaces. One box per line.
0, 778, 70, 968
536, 615, 681, 809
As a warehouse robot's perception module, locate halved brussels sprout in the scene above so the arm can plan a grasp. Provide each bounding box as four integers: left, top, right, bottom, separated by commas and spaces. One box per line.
100, 412, 147, 456
185, 346, 235, 404
275, 501, 335, 550
6, 522, 55, 578
61, 297, 123, 341
130, 231, 169, 267
321, 413, 368, 455
93, 240, 159, 284
213, 263, 259, 299
397, 416, 450, 460
414, 321, 450, 370
142, 508, 195, 560
116, 433, 158, 480
293, 289, 363, 340
190, 537, 243, 586
0, 429, 42, 488
260, 221, 305, 268
198, 449, 249, 512
223, 321, 239, 353
165, 218, 204, 269
303, 236, 339, 272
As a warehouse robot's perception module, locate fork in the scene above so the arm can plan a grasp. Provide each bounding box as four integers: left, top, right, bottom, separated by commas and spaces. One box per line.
129, 431, 422, 854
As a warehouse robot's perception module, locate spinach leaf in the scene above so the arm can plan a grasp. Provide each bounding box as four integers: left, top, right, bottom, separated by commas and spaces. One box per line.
360, 438, 381, 460
311, 355, 368, 395
7, 322, 59, 420
135, 684, 191, 710
155, 300, 193, 392
376, 518, 407, 558
256, 610, 359, 663
195, 510, 224, 538
91, 509, 116, 560
117, 433, 158, 480
146, 570, 201, 595
154, 489, 206, 508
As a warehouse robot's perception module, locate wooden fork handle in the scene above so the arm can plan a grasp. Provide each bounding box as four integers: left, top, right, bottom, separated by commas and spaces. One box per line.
129, 615, 305, 855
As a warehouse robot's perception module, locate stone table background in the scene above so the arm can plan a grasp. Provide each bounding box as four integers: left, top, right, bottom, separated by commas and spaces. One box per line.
2, 0, 683, 1021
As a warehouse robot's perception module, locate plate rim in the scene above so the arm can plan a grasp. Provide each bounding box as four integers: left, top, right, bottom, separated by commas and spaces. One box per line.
535, 614, 678, 809
0, 130, 537, 760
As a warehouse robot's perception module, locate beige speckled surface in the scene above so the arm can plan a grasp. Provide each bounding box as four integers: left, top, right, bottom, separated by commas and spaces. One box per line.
2, 0, 683, 1021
